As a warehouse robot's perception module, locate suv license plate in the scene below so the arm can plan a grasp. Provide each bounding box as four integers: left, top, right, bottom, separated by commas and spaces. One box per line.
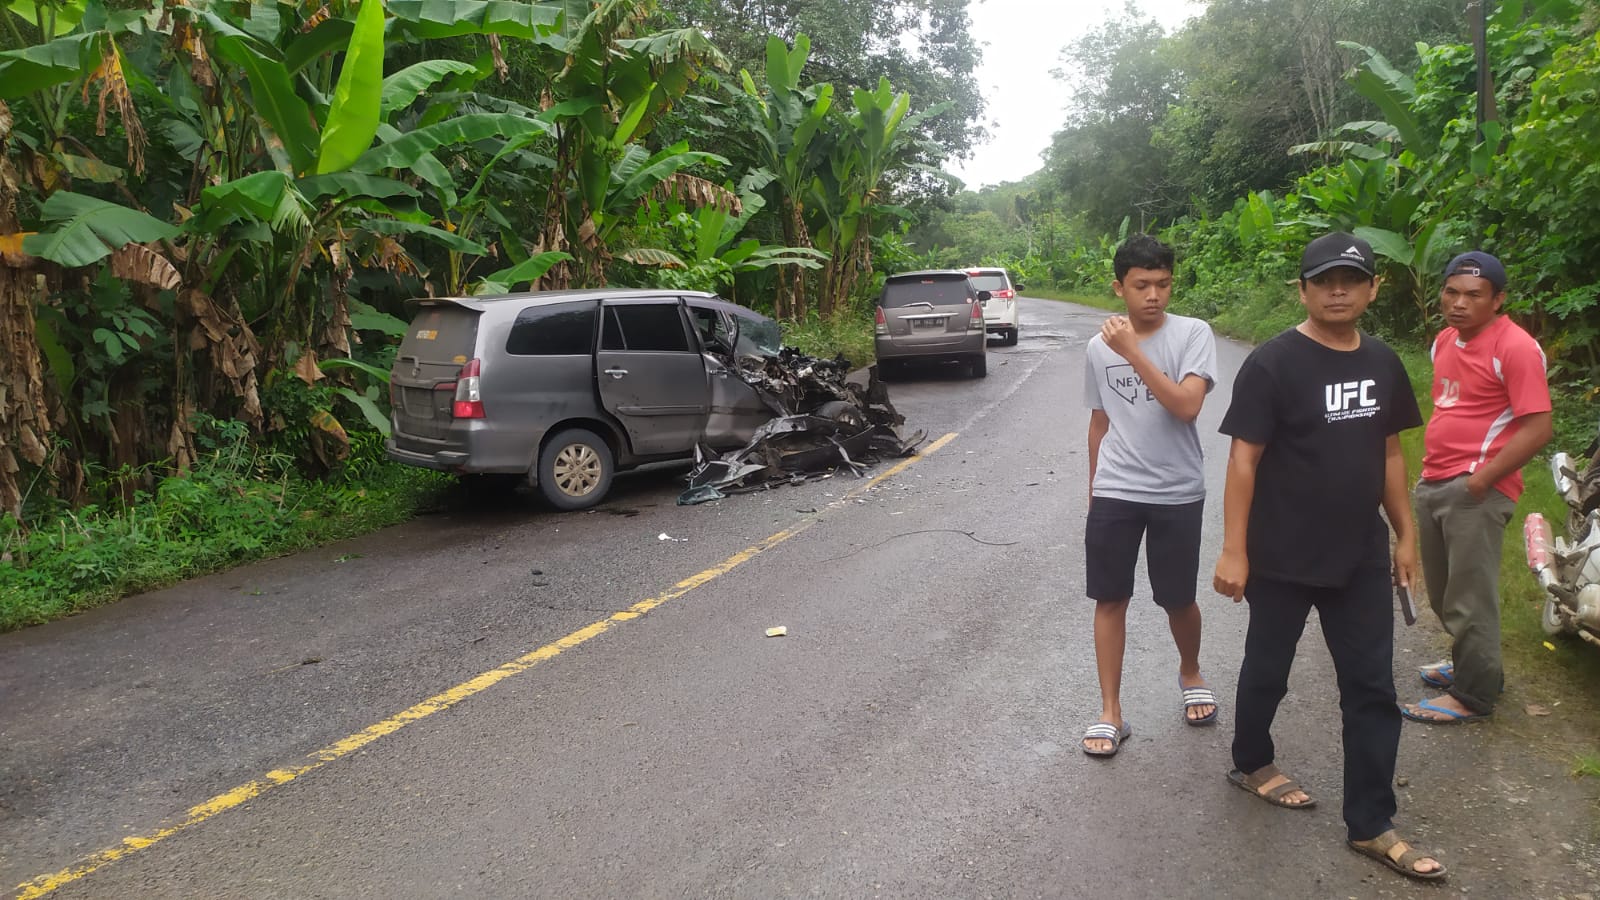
914, 318, 947, 328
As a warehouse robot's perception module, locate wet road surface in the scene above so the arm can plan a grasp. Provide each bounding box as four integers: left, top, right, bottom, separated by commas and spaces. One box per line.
3, 298, 1598, 898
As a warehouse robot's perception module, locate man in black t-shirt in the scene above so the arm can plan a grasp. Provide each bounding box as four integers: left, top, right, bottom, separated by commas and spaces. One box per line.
1212, 233, 1446, 882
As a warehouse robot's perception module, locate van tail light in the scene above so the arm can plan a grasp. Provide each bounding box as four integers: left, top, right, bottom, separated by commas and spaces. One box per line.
968, 302, 985, 331
875, 307, 888, 336
995, 288, 1015, 300
451, 358, 485, 419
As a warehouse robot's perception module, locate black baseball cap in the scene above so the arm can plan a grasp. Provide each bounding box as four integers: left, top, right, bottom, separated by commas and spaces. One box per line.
1301, 232, 1376, 279
1443, 251, 1507, 292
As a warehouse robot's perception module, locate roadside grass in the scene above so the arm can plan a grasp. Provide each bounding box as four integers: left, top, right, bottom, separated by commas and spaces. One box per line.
784, 312, 876, 367
0, 430, 449, 632
1022, 285, 1122, 312
1577, 753, 1600, 780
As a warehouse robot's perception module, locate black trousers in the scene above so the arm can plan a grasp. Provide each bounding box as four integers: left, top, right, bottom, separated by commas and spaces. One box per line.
1231, 569, 1400, 842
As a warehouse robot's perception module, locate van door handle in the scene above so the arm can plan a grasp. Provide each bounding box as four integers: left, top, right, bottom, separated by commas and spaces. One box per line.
604, 367, 628, 379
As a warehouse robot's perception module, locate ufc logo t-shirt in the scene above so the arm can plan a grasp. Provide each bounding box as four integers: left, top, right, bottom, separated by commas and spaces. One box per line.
1220, 329, 1423, 587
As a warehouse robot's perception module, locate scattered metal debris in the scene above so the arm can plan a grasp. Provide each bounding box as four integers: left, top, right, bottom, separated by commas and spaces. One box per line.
679, 353, 924, 505
765, 626, 788, 638
658, 532, 688, 542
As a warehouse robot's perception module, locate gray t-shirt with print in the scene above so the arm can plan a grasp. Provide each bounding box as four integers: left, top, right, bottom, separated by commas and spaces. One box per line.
1084, 313, 1218, 504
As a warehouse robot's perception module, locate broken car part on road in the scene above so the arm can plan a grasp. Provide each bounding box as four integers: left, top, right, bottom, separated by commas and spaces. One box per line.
678, 349, 925, 505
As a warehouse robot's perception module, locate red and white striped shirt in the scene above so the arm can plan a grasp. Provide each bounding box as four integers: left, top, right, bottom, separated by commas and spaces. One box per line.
1421, 315, 1550, 500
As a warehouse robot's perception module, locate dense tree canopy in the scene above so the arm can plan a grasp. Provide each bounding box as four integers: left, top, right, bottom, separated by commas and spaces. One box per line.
0, 0, 979, 518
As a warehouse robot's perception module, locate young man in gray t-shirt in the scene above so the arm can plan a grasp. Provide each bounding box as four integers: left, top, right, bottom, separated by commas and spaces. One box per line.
1080, 234, 1220, 757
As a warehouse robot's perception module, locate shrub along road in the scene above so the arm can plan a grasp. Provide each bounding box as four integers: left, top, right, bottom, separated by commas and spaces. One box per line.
2, 299, 1597, 898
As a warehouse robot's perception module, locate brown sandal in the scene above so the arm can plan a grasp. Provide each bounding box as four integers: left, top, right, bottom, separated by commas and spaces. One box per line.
1227, 764, 1317, 809
1347, 830, 1447, 881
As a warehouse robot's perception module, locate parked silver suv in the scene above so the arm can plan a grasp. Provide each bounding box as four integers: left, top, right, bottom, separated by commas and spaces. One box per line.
873, 270, 989, 378
386, 289, 785, 510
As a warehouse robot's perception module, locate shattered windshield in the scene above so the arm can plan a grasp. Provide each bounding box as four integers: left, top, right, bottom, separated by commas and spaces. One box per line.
733, 313, 782, 357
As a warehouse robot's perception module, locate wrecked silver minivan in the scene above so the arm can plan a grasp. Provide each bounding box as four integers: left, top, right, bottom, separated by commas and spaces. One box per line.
386, 289, 916, 510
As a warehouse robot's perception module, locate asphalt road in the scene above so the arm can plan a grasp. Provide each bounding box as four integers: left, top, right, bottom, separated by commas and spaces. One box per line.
3, 297, 1598, 899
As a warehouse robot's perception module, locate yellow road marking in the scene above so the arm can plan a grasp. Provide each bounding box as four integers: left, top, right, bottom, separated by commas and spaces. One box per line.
13, 431, 959, 899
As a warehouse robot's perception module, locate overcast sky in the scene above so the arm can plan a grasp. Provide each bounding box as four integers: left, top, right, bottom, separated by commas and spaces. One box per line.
949, 0, 1205, 189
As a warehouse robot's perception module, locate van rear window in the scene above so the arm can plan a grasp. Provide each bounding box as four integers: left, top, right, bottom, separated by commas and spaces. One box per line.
506, 301, 596, 355
398, 305, 478, 362
881, 276, 971, 308
968, 274, 1008, 291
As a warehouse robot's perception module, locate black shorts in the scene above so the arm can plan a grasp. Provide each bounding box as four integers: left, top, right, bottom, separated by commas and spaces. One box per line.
1084, 496, 1205, 609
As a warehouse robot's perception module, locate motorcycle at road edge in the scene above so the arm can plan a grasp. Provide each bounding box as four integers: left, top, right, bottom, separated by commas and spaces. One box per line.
1523, 435, 1600, 649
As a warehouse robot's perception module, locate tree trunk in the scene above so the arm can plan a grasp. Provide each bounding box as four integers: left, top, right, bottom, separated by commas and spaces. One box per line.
0, 101, 76, 520
781, 200, 812, 322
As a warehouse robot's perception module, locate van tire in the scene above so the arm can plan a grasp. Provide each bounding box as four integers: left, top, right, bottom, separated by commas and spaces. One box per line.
815, 400, 868, 430
537, 428, 614, 511
969, 353, 988, 378
1004, 328, 1019, 346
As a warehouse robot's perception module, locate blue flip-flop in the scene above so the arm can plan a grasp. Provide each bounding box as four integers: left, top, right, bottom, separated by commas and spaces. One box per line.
1401, 699, 1490, 724
1418, 662, 1454, 689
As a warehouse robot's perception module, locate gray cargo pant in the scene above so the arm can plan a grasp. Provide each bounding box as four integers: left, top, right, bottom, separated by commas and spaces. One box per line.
1414, 475, 1517, 714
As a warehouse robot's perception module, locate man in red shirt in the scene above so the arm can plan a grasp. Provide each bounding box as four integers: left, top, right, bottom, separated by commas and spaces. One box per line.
1405, 252, 1553, 723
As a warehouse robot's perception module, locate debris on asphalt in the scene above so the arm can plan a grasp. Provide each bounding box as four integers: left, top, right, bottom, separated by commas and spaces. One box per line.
658, 533, 688, 542
1525, 704, 1552, 717
678, 354, 924, 505
765, 626, 788, 637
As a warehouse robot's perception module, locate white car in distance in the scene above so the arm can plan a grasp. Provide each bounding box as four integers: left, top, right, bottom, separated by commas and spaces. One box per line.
967, 267, 1021, 346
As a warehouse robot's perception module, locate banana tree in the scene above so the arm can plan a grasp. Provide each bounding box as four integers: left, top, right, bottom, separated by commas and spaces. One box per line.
731, 33, 834, 321
808, 79, 945, 319
618, 180, 827, 300
504, 0, 727, 287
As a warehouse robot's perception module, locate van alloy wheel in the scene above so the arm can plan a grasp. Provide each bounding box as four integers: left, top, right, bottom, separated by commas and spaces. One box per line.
537, 428, 615, 511
553, 443, 603, 497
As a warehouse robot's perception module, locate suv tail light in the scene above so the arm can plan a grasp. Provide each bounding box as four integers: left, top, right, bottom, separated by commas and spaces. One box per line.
875, 307, 888, 336
968, 301, 985, 331
994, 288, 1015, 300
451, 358, 485, 419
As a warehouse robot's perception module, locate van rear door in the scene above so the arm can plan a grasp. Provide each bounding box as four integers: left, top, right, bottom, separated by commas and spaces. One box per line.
390, 302, 479, 445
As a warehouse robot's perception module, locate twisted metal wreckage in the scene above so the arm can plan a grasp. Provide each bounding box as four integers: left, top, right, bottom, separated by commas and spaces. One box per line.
678, 347, 926, 505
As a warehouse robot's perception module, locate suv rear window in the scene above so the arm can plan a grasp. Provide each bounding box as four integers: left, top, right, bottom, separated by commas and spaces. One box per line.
967, 273, 1009, 291
506, 301, 596, 355
880, 275, 971, 308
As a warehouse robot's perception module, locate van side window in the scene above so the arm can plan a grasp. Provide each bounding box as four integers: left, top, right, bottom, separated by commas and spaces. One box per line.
605, 303, 692, 352
505, 301, 596, 355
601, 307, 626, 351
688, 305, 734, 351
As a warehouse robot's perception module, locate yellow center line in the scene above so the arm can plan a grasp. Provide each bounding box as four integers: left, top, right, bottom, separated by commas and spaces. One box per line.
13, 430, 960, 899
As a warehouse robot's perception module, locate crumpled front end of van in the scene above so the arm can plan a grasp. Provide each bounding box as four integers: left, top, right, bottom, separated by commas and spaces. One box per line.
678, 351, 924, 505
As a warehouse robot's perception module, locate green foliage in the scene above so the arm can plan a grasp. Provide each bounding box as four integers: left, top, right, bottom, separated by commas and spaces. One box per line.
0, 419, 447, 631
316, 0, 387, 175
781, 311, 874, 369
23, 191, 179, 267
